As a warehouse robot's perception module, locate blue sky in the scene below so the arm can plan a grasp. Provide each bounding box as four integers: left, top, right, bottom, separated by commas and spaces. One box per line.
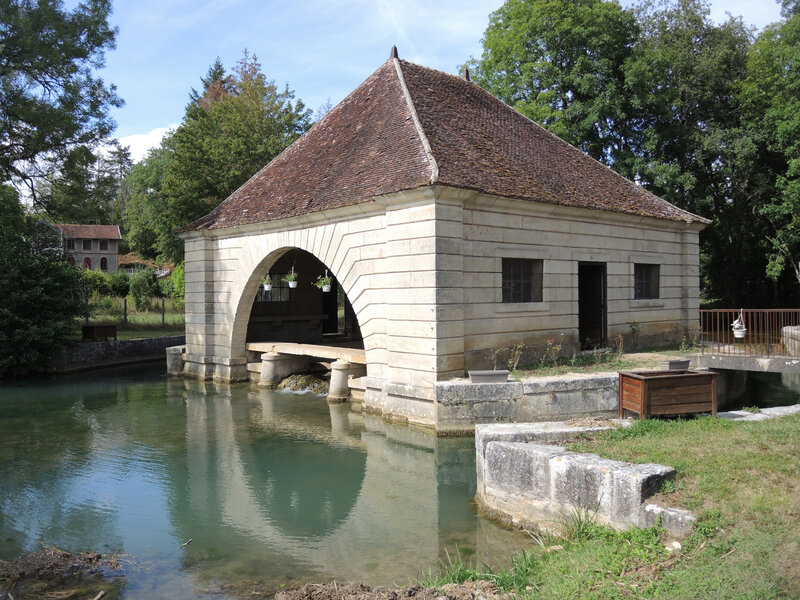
101, 0, 785, 161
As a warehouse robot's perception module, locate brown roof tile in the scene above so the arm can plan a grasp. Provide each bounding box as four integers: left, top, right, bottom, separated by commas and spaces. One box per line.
55, 224, 121, 239
180, 56, 706, 232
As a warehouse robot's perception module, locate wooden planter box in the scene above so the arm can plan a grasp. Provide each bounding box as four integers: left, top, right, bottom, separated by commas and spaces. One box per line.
619, 370, 717, 418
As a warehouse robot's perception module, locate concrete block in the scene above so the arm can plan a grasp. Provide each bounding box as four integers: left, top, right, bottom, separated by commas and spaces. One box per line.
640, 504, 696, 537
435, 381, 523, 405
476, 429, 686, 535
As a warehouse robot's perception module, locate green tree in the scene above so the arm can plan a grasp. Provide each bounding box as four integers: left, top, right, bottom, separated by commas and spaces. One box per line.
740, 13, 800, 288
124, 140, 176, 260
627, 0, 772, 304
124, 50, 311, 263
468, 0, 640, 168
35, 141, 133, 225
0, 193, 84, 377
0, 0, 121, 204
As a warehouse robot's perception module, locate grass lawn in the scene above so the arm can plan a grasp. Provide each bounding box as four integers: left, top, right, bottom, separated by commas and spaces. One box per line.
72, 297, 185, 341
512, 347, 690, 378
422, 415, 800, 599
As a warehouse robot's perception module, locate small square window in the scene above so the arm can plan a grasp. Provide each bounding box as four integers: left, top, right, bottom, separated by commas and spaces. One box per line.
502, 258, 543, 303
634, 264, 660, 299
82, 239, 92, 251
99, 239, 108, 251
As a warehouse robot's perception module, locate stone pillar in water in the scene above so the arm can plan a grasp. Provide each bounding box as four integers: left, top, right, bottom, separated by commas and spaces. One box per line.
328, 359, 366, 403
258, 352, 310, 387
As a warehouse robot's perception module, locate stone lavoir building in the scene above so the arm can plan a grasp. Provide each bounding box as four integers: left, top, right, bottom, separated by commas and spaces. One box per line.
175, 49, 707, 429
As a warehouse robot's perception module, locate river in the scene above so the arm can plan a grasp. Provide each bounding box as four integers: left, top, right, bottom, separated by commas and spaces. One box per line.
0, 365, 530, 598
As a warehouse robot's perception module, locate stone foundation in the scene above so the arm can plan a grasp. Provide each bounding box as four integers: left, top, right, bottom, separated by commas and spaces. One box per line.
434, 374, 619, 434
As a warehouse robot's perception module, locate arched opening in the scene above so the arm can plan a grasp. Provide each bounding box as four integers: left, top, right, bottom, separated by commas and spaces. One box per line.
67, 256, 75, 266
83, 257, 92, 269
100, 257, 108, 271
245, 248, 362, 347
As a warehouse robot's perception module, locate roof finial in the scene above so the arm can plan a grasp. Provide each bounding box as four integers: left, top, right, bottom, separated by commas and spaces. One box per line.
390, 46, 399, 59
461, 66, 470, 81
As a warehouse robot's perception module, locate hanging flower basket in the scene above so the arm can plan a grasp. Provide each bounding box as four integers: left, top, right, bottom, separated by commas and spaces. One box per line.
732, 308, 746, 339
282, 268, 298, 289
262, 274, 272, 292
314, 270, 334, 293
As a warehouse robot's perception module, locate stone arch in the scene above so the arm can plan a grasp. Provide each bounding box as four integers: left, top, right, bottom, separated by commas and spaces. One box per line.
225, 221, 382, 377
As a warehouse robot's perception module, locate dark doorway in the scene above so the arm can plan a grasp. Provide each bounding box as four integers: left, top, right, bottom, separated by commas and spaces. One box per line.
578, 262, 606, 350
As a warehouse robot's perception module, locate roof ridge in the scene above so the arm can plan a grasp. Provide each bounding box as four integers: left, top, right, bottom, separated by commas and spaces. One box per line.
392, 58, 438, 184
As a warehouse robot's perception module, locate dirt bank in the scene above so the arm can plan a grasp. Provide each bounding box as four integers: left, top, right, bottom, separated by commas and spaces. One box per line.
0, 547, 124, 599
275, 581, 510, 600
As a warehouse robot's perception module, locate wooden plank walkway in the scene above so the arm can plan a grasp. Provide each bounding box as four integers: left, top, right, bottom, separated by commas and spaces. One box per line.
246, 342, 366, 364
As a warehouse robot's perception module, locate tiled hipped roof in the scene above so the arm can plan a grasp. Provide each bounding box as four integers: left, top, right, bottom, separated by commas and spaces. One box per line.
55, 224, 121, 239
180, 57, 706, 232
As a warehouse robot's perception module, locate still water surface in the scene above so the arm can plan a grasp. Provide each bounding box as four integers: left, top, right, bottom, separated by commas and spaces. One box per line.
0, 365, 530, 598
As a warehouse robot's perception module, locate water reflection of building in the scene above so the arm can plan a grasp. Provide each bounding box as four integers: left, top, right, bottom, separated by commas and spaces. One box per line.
175, 378, 517, 584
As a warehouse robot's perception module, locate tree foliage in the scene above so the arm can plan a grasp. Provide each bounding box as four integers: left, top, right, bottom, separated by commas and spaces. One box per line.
124, 51, 312, 263
0, 0, 122, 201
470, 0, 798, 305
0, 192, 85, 377
468, 0, 639, 167
35, 142, 133, 224
128, 267, 161, 311
740, 14, 800, 288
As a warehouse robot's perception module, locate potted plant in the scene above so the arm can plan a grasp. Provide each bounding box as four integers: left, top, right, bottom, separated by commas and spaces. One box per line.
282, 268, 298, 289
314, 270, 333, 293
262, 274, 272, 292
732, 309, 747, 339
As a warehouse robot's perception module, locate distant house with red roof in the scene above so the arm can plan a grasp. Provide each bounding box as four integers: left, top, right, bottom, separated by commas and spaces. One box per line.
54, 224, 121, 272
171, 50, 708, 432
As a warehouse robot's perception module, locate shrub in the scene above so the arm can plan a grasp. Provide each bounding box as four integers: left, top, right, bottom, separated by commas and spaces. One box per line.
170, 263, 185, 300
82, 269, 112, 296
108, 271, 130, 297
129, 267, 160, 311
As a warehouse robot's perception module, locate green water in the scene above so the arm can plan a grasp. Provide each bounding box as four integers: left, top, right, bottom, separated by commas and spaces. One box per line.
0, 365, 530, 598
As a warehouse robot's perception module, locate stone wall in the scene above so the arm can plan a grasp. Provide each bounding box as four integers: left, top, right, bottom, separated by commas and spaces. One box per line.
456, 189, 702, 369
52, 335, 185, 372
475, 423, 696, 536
433, 373, 618, 434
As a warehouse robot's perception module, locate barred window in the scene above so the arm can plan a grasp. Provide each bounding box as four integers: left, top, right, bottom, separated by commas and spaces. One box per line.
634, 264, 660, 299
502, 258, 543, 303
258, 274, 291, 303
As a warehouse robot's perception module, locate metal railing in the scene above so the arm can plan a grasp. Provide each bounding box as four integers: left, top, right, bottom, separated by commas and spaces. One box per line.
700, 309, 800, 358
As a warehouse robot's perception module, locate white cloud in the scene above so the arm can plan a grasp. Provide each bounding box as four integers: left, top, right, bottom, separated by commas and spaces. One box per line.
118, 125, 177, 163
